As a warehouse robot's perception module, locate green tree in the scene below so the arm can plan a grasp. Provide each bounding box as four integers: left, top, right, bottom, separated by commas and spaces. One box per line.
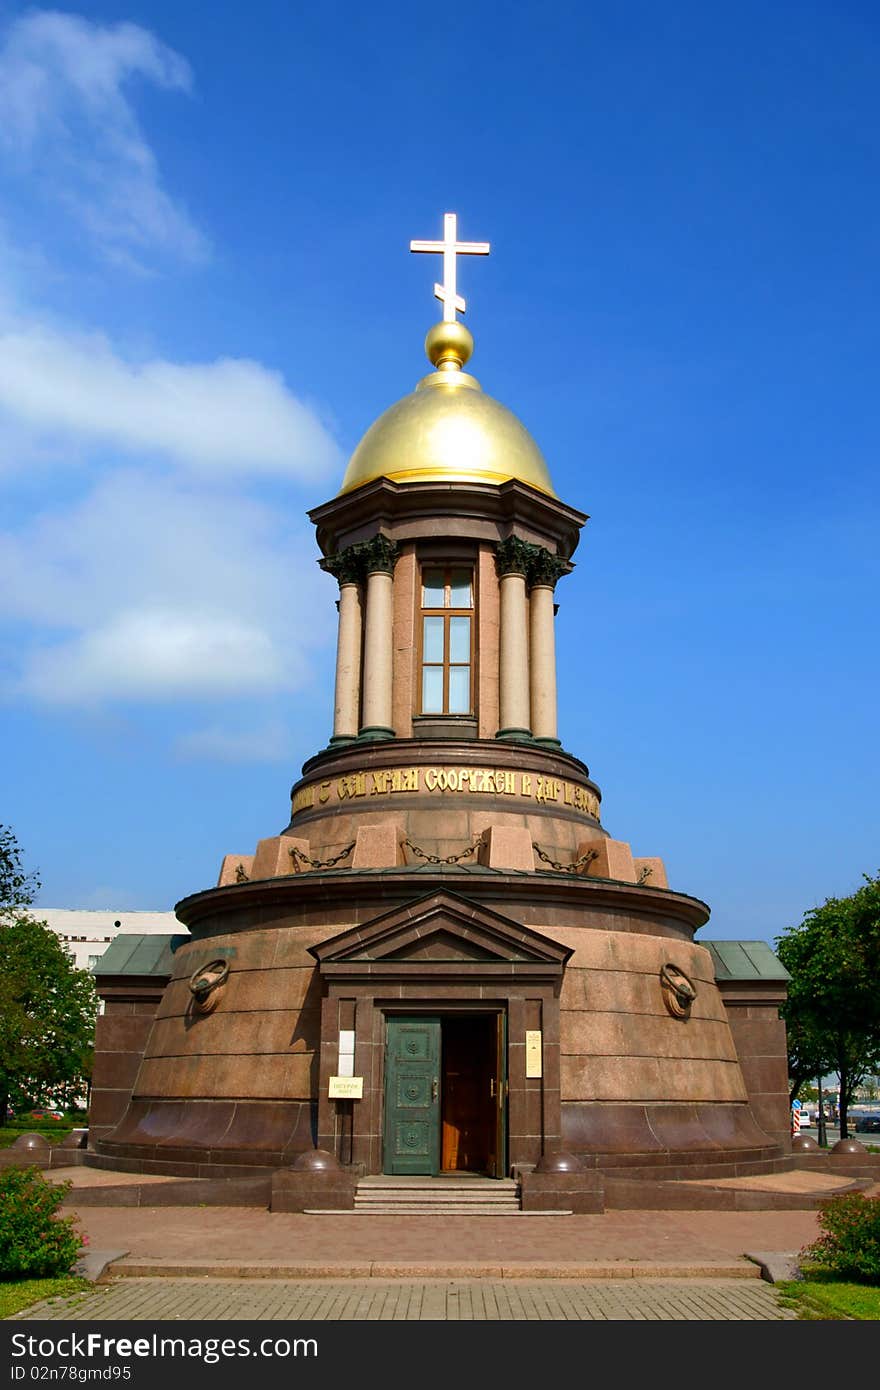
0, 827, 98, 1124
776, 873, 880, 1138
783, 1007, 833, 1108
0, 822, 41, 910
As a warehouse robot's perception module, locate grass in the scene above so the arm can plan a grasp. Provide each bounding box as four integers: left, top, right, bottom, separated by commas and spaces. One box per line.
0, 1276, 92, 1319
0, 1118, 84, 1149
0, 1128, 72, 1149
777, 1273, 880, 1320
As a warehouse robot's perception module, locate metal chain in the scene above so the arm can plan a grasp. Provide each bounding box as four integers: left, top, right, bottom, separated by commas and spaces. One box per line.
289, 842, 355, 871
403, 836, 482, 866
532, 843, 599, 874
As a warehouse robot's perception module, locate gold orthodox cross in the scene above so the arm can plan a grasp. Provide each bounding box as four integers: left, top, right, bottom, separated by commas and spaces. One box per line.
410, 213, 490, 322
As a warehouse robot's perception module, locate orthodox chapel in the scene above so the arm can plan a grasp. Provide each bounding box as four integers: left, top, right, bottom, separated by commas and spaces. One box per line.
87, 216, 801, 1211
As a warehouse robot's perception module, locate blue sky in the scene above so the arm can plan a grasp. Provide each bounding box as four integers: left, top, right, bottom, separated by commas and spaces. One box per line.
1, 1, 878, 946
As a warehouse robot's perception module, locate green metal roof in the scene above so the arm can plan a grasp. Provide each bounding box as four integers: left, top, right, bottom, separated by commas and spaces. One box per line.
92, 932, 789, 985
92, 933, 185, 978
704, 939, 790, 982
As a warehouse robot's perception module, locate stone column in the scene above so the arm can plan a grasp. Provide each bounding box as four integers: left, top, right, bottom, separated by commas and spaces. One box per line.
332, 581, 362, 742
322, 549, 365, 745
529, 585, 558, 745
528, 551, 567, 747
496, 538, 532, 741
359, 536, 398, 741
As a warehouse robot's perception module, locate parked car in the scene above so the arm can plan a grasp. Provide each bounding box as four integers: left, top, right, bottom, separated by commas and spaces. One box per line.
29, 1109, 65, 1121
854, 1114, 880, 1134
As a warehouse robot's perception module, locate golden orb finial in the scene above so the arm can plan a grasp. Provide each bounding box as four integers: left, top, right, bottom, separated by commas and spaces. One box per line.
425, 320, 474, 372
336, 215, 557, 498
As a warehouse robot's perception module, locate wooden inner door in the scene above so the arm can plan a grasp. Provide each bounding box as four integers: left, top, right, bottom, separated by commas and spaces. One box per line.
440, 1014, 496, 1174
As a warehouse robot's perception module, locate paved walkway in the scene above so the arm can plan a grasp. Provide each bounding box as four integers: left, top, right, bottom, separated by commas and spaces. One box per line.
13, 1170, 826, 1321
12, 1276, 794, 1321
59, 1199, 823, 1280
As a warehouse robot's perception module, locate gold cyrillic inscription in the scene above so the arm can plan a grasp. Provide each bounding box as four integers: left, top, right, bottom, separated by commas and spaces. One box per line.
291, 765, 600, 821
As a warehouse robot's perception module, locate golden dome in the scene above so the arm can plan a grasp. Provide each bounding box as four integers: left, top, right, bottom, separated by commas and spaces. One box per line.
337, 323, 557, 498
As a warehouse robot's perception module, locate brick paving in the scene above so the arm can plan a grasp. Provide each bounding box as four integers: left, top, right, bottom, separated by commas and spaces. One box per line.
12, 1191, 818, 1321
62, 1202, 823, 1277
12, 1276, 794, 1321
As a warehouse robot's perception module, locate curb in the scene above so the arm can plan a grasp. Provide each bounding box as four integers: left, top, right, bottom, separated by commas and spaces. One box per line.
75, 1249, 130, 1282
104, 1258, 761, 1281
743, 1251, 803, 1284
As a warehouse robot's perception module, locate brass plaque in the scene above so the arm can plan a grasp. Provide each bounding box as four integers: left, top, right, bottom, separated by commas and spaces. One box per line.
525, 1030, 543, 1078
328, 1076, 363, 1100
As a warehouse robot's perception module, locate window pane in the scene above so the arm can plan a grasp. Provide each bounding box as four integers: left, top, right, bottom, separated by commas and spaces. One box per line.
449, 568, 472, 607
449, 616, 470, 664
422, 568, 445, 607
423, 616, 444, 663
422, 666, 443, 713
448, 666, 470, 713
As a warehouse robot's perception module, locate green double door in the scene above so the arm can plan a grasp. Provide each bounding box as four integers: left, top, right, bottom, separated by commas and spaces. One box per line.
383, 1014, 507, 1177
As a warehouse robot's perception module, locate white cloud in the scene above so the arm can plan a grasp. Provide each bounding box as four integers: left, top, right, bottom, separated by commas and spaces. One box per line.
22, 609, 284, 702
0, 9, 204, 266
0, 14, 345, 733
0, 321, 342, 478
0, 469, 337, 706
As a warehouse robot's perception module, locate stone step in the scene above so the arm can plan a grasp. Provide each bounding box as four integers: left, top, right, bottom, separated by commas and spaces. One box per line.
355, 1188, 518, 1201
357, 1176, 519, 1187
355, 1196, 520, 1204
354, 1203, 520, 1213
306, 1207, 573, 1216
353, 1195, 517, 1206
353, 1173, 521, 1214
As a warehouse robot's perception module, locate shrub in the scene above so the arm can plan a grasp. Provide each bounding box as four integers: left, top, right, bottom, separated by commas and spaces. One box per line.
0, 1167, 82, 1279
800, 1193, 880, 1283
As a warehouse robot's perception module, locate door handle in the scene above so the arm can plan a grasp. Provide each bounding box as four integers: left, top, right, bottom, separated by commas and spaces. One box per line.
432, 1078, 438, 1102
490, 1077, 496, 1099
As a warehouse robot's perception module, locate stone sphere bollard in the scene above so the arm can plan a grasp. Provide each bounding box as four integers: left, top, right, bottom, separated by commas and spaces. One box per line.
831, 1138, 867, 1155
291, 1148, 342, 1172
11, 1132, 52, 1153
534, 1150, 583, 1173
790, 1134, 820, 1151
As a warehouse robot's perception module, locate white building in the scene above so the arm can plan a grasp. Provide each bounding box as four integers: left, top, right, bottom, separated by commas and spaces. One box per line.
37, 909, 184, 972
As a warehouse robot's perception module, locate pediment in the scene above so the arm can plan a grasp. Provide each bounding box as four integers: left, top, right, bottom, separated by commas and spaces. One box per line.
310, 890, 571, 975
386, 930, 495, 962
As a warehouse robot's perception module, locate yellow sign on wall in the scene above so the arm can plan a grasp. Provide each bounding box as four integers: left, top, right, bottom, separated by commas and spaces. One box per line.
328, 1076, 363, 1099
525, 1031, 543, 1078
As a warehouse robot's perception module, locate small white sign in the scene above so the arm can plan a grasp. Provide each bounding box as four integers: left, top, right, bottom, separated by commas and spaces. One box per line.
336, 1052, 355, 1077
525, 1030, 543, 1078
338, 1030, 355, 1056
329, 1076, 363, 1100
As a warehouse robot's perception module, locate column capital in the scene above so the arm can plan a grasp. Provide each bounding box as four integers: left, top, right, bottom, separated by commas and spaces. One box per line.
322, 547, 364, 586
527, 548, 569, 590
360, 534, 399, 575
495, 536, 535, 577
322, 535, 399, 584
496, 538, 569, 589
